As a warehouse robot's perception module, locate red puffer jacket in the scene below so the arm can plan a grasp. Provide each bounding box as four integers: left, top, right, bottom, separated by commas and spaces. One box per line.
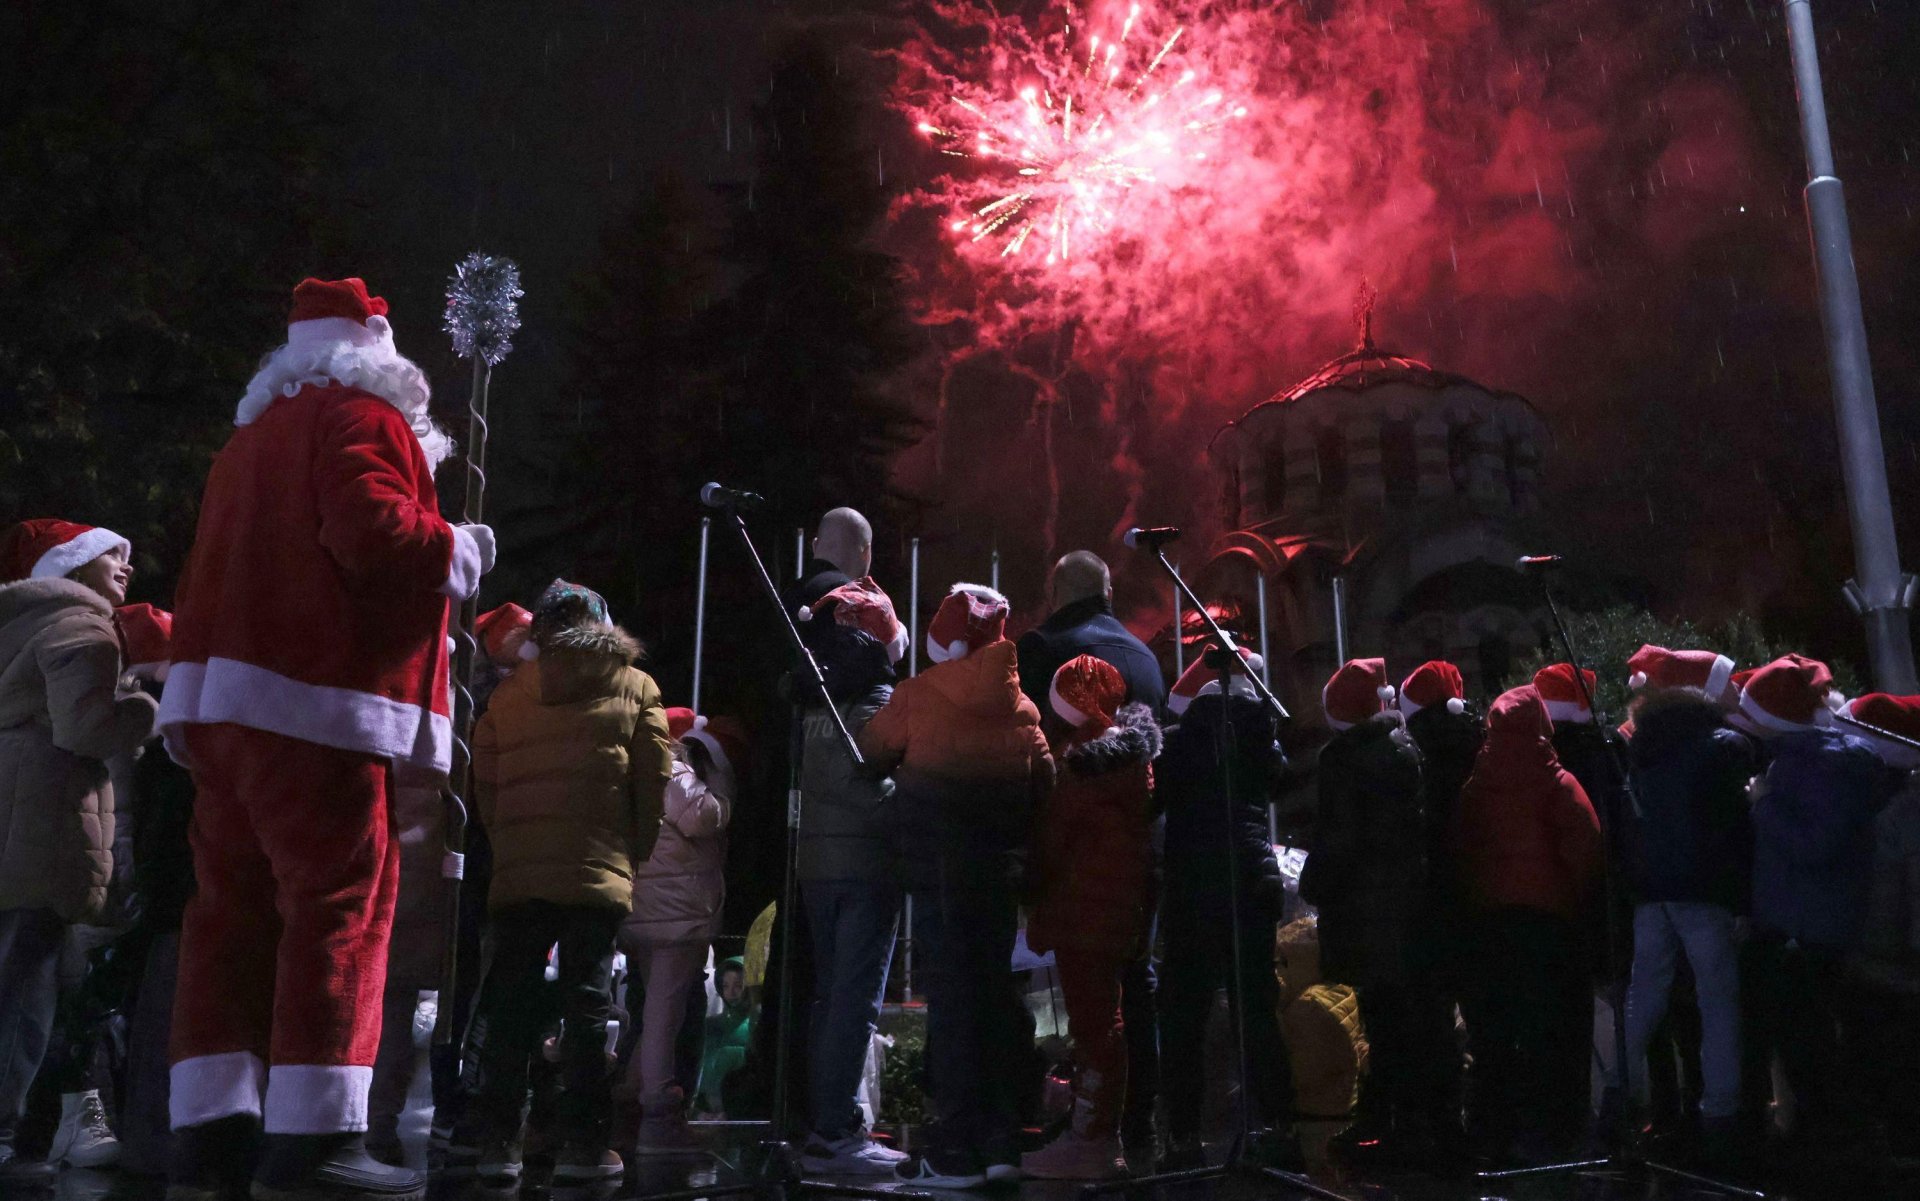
1454, 685, 1604, 920
1027, 704, 1161, 958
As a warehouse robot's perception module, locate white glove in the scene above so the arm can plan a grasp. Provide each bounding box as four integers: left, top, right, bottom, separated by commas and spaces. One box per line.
461, 523, 498, 575
442, 522, 497, 600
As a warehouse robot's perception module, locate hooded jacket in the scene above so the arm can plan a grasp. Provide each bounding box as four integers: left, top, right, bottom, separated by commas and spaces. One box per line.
627, 750, 732, 945
1454, 686, 1604, 920
1750, 727, 1895, 950
1158, 692, 1287, 900
474, 621, 674, 913
1026, 703, 1161, 957
857, 639, 1053, 884
0, 577, 158, 921
1405, 701, 1484, 907
1301, 715, 1426, 986
1624, 690, 1755, 910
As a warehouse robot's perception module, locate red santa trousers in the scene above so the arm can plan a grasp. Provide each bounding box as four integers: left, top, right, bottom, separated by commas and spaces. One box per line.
1053, 947, 1128, 1137
169, 723, 400, 1134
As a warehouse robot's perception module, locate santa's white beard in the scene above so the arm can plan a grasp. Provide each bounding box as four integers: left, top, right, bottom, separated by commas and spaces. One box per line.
238, 338, 453, 468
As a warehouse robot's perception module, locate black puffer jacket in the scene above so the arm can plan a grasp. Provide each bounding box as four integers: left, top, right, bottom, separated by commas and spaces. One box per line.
1159, 693, 1285, 901
1625, 691, 1755, 910
1301, 716, 1426, 987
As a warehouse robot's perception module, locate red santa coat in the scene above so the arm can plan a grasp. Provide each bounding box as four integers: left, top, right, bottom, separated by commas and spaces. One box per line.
160, 384, 471, 773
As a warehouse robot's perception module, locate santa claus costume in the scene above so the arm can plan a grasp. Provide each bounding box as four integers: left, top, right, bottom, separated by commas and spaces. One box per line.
159, 278, 493, 1200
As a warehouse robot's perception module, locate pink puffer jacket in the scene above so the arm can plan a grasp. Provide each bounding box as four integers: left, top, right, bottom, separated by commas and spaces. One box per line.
624, 752, 731, 946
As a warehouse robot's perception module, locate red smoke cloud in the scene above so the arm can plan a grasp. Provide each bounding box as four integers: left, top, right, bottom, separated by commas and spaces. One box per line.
880, 0, 1765, 625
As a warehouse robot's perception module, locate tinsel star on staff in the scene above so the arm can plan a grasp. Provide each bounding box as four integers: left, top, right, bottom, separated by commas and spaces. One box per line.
435, 251, 522, 1045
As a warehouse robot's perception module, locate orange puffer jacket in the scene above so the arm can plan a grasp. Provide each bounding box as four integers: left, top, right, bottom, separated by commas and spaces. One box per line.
857, 640, 1053, 878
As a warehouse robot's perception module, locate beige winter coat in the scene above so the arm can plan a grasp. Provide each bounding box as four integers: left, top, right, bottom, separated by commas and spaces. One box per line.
0, 577, 157, 921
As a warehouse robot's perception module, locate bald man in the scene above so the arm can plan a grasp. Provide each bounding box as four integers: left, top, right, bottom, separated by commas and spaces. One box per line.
788, 508, 873, 617
1016, 551, 1166, 731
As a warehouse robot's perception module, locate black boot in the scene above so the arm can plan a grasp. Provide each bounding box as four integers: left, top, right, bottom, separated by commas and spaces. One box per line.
251, 1134, 425, 1201
167, 1115, 263, 1201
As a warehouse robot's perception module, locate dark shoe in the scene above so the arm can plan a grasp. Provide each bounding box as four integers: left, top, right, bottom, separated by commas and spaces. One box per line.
168, 1116, 263, 1201
251, 1134, 425, 1201
894, 1147, 987, 1189
0, 1142, 56, 1191
474, 1137, 522, 1190
551, 1145, 623, 1191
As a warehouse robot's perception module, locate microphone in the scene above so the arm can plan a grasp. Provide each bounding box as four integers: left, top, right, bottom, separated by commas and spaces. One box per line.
1515, 554, 1565, 572
1123, 526, 1183, 551
701, 482, 765, 511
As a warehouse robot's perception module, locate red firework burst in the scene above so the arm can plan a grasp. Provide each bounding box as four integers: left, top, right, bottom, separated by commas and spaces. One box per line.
911, 1, 1248, 270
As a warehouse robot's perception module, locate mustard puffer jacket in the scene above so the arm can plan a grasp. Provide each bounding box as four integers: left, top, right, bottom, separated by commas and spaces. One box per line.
0, 577, 157, 922
474, 623, 674, 912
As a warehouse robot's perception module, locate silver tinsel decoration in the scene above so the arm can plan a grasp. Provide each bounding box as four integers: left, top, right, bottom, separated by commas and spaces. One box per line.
443, 252, 524, 365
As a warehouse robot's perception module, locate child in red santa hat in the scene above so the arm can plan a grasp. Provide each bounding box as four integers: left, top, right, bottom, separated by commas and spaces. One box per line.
1021, 656, 1160, 1180
0, 520, 155, 1187
858, 583, 1053, 1189
468, 580, 674, 1191
159, 279, 496, 1201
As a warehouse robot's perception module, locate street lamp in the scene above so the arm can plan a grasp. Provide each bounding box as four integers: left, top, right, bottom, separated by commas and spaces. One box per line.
1782, 0, 1918, 692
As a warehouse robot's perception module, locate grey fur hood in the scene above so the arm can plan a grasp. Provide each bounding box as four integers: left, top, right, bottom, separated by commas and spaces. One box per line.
1064, 702, 1162, 776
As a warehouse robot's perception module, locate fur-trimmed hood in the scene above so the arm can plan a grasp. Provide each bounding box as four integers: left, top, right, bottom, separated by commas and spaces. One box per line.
537, 621, 644, 706
1064, 702, 1163, 776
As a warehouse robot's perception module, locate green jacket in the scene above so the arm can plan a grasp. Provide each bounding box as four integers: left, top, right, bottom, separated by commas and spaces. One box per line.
474, 623, 673, 912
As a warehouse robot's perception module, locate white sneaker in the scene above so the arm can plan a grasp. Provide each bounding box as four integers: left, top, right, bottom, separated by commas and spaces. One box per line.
49, 1090, 121, 1168
799, 1134, 908, 1176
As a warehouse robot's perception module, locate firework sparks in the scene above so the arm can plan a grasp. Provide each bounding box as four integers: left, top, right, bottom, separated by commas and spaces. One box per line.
912, 2, 1247, 270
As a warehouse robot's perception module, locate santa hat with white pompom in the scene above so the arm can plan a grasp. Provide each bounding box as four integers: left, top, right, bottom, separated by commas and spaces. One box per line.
1323, 657, 1396, 731
1167, 645, 1265, 716
665, 706, 748, 779
924, 583, 1009, 665
1533, 663, 1597, 725
1399, 660, 1467, 718
2, 519, 130, 583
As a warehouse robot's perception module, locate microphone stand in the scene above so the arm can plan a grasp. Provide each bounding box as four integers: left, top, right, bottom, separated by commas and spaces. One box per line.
631, 501, 912, 1201
1485, 567, 1766, 1199
1086, 554, 1344, 1201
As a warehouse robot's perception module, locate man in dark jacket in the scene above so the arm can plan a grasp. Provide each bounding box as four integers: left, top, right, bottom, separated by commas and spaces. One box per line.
1614, 682, 1754, 1148
1015, 550, 1166, 1159
1156, 656, 1297, 1169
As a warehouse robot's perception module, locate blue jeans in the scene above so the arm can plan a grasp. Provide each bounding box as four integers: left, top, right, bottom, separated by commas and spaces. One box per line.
0, 908, 63, 1148
802, 880, 900, 1140
1622, 902, 1741, 1121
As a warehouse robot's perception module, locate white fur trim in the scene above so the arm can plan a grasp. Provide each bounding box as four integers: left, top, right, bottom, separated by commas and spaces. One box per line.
170, 1052, 265, 1129
1737, 688, 1824, 737
1704, 655, 1735, 703
236, 333, 451, 468
287, 315, 386, 350
947, 581, 1008, 606
683, 727, 732, 779
926, 631, 972, 664
442, 525, 483, 600
884, 623, 910, 666
1628, 671, 1648, 690
30, 526, 130, 579
1324, 712, 1354, 732
1048, 678, 1095, 730
158, 657, 452, 773
797, 605, 814, 623
1543, 698, 1593, 724
263, 1064, 373, 1134
1167, 691, 1192, 717
1446, 696, 1466, 715
517, 640, 540, 662
1398, 695, 1424, 717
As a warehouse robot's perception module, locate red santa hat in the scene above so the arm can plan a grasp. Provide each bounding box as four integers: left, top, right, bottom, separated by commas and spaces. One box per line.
683, 714, 748, 780
802, 578, 910, 665
1722, 667, 1763, 736
1323, 657, 1395, 731
2, 519, 131, 583
925, 583, 1009, 664
1050, 655, 1127, 733
1532, 663, 1597, 725
665, 706, 698, 742
114, 603, 173, 682
1737, 654, 1844, 736
1399, 661, 1466, 717
1626, 644, 1735, 701
1167, 645, 1264, 716
286, 277, 393, 350
476, 603, 534, 664
1845, 694, 1920, 770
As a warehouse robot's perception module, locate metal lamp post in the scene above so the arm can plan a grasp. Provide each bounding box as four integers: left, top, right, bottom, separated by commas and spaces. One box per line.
1783, 0, 1918, 692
